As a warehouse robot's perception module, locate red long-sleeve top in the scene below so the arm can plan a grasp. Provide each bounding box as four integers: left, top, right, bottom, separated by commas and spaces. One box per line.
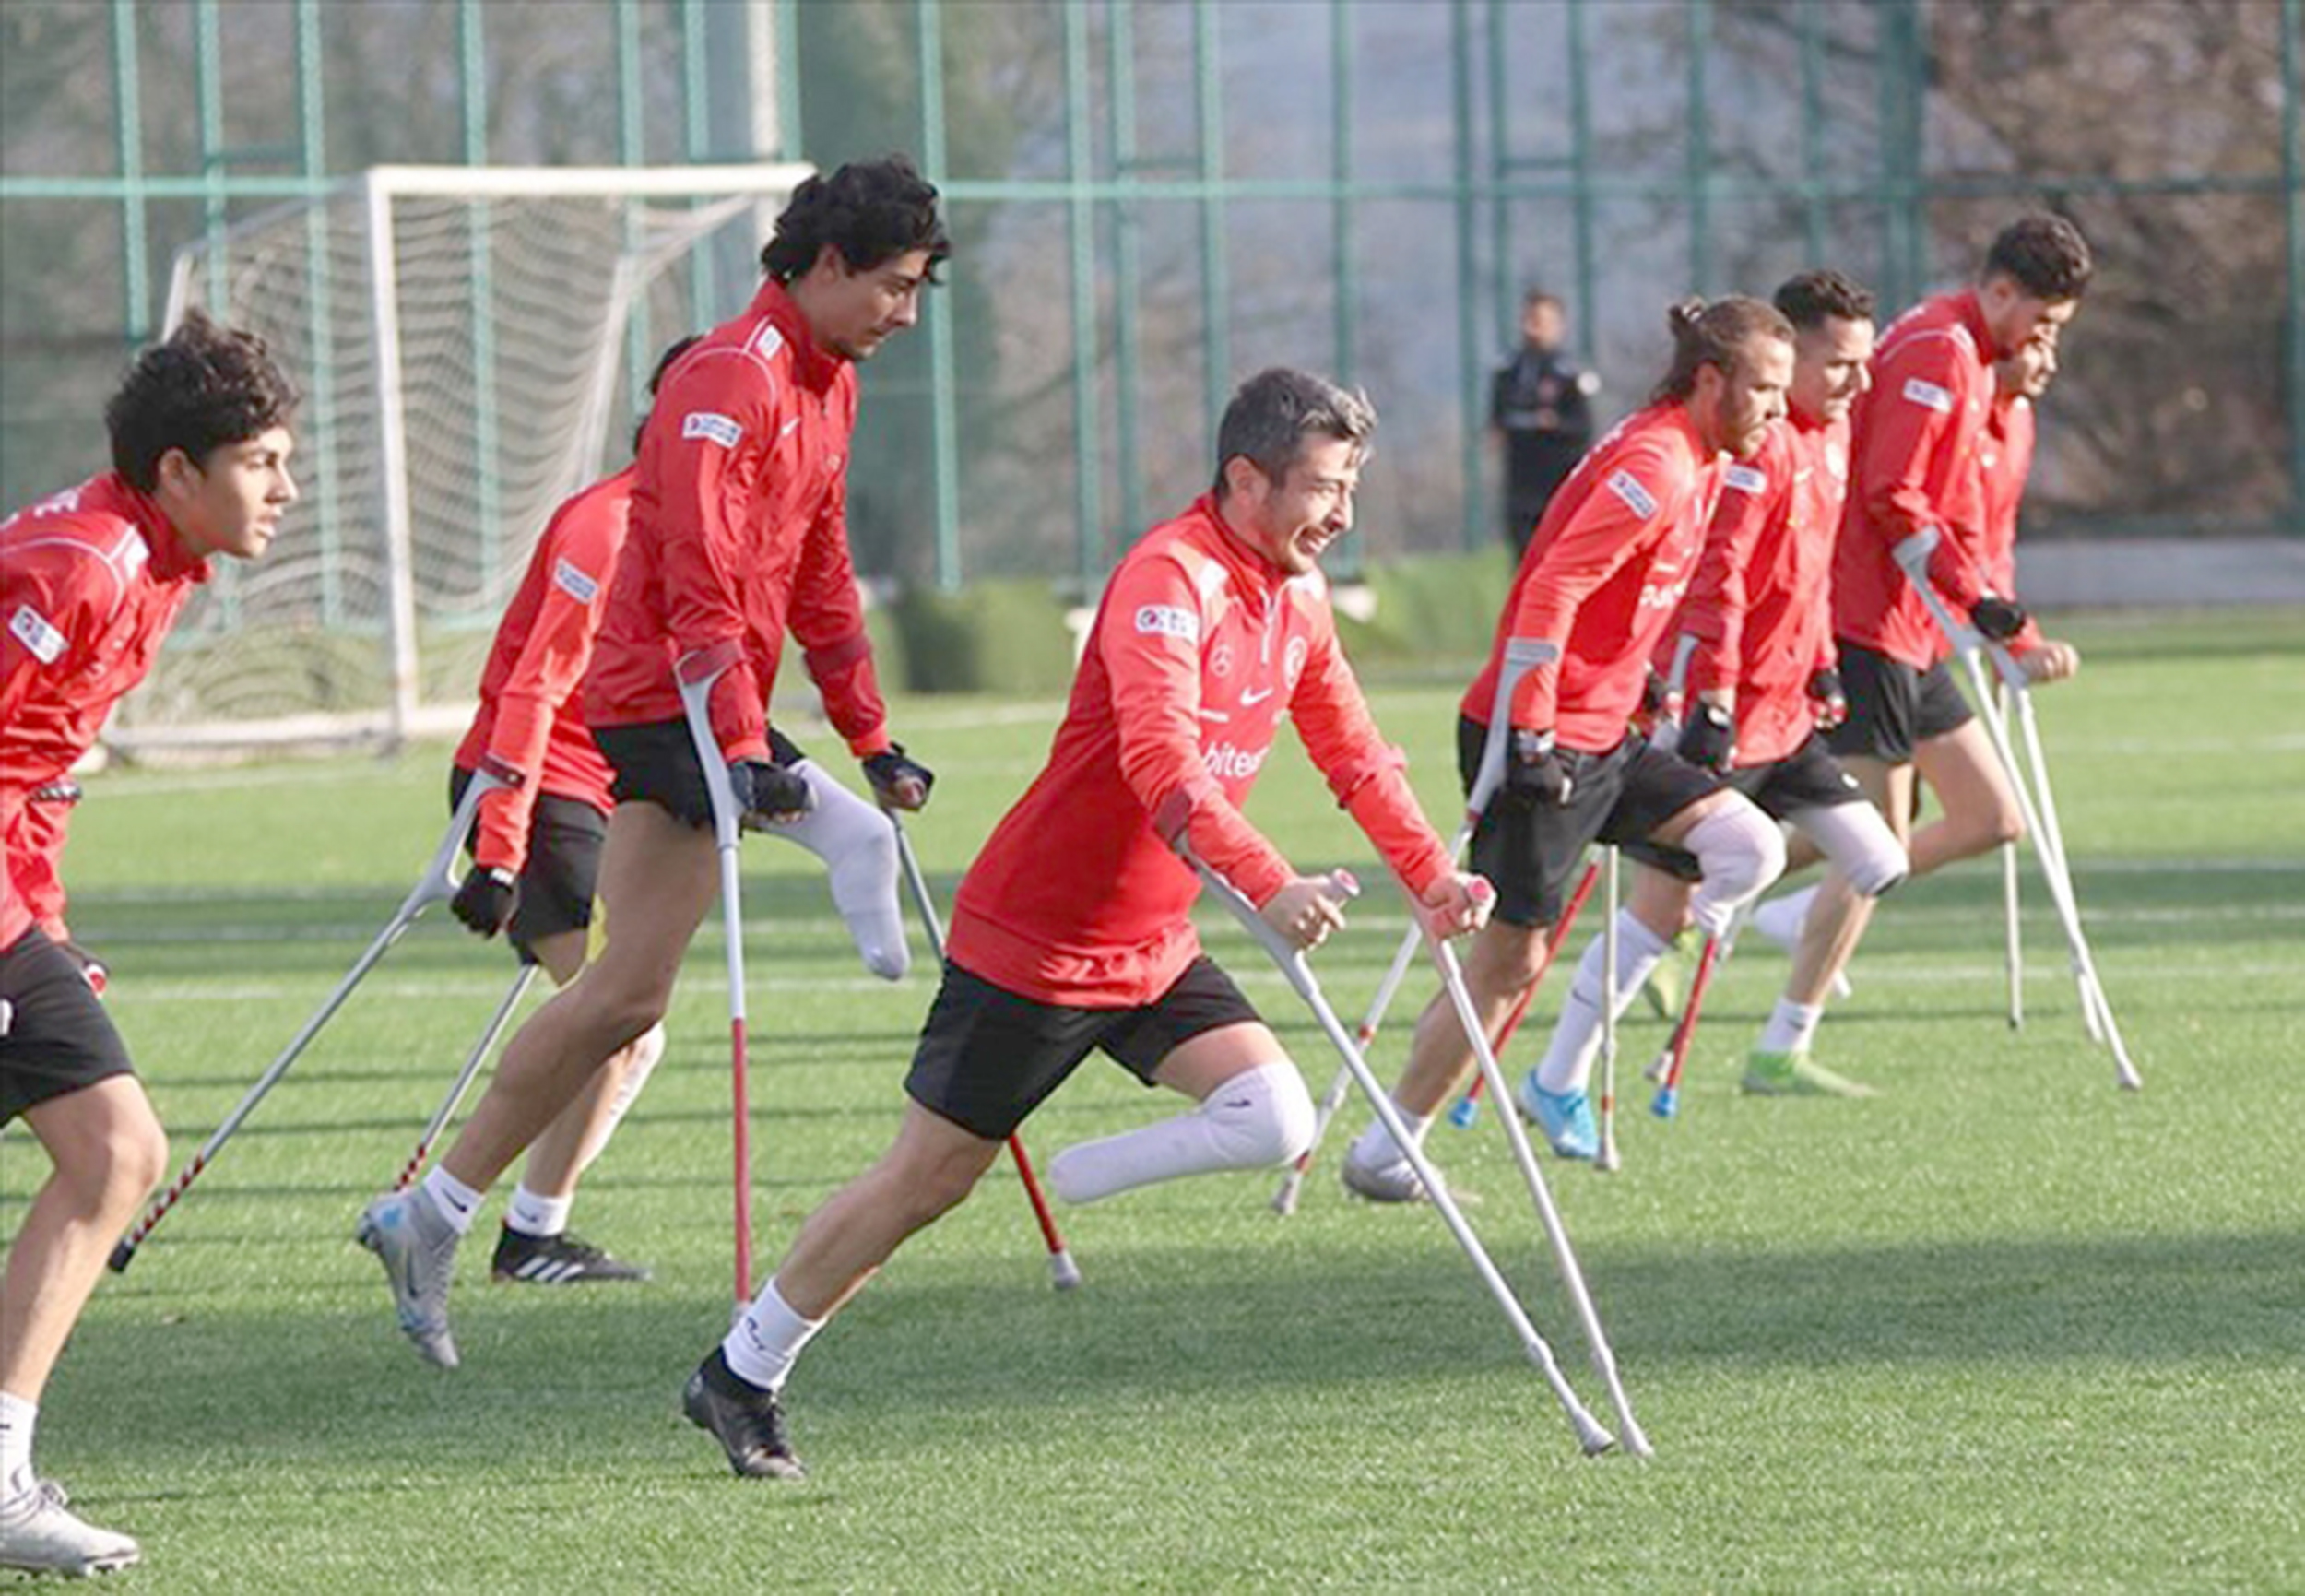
1, 474, 211, 949
451, 469, 630, 873
948, 496, 1452, 1008
1461, 402, 1720, 752
584, 279, 891, 763
1976, 394, 2046, 655
1832, 290, 2003, 668
1670, 413, 1850, 766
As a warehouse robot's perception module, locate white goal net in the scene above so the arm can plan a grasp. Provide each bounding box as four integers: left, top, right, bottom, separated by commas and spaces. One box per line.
112, 162, 812, 757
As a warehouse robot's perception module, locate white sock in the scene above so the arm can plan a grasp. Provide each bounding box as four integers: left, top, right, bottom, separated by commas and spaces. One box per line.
1046, 1061, 1316, 1204
503, 1184, 573, 1239
761, 762, 910, 980
723, 1277, 824, 1393
1758, 999, 1826, 1056
1535, 912, 1671, 1094
420, 1164, 484, 1235
1349, 1107, 1434, 1170
1753, 882, 1821, 951
0, 1392, 35, 1496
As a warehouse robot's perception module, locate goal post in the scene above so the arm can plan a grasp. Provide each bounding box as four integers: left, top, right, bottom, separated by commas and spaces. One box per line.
117, 161, 813, 760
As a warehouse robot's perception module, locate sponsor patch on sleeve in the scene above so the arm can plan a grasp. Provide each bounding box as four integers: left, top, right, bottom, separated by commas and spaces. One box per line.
1133, 604, 1200, 644
1722, 463, 1768, 495
551, 557, 600, 605
1901, 377, 1954, 414
681, 411, 744, 448
1606, 469, 1659, 520
8, 604, 66, 665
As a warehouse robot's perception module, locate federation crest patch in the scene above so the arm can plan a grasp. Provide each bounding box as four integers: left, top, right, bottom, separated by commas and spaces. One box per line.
1901, 377, 1954, 414
1722, 463, 1767, 495
9, 604, 66, 665
681, 411, 743, 448
1134, 604, 1200, 644
551, 558, 599, 604
1606, 469, 1659, 520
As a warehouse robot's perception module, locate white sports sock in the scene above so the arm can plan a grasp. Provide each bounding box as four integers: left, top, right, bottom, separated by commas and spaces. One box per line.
1535, 911, 1671, 1094
724, 1277, 824, 1393
1350, 1106, 1435, 1170
0, 1391, 35, 1497
503, 1184, 573, 1239
761, 763, 910, 980
1046, 1062, 1316, 1204
420, 1164, 483, 1236
1757, 998, 1825, 1056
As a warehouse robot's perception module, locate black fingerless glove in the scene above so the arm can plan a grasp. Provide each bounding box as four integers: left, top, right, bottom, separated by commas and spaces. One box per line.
1674, 702, 1738, 774
1505, 728, 1575, 808
1969, 595, 2028, 642
861, 743, 936, 807
450, 866, 518, 938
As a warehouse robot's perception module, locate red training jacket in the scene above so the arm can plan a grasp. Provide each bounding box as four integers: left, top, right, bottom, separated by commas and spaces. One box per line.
451, 469, 631, 873
1976, 394, 2046, 656
585, 279, 891, 764
948, 496, 1453, 1008
1462, 402, 1721, 753
1832, 290, 2003, 668
1, 474, 212, 949
1670, 412, 1850, 766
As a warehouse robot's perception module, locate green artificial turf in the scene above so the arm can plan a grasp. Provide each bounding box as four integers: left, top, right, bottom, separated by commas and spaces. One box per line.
6, 609, 2301, 1591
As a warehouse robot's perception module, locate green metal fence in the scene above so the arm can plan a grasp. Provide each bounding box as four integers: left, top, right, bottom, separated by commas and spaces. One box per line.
5, 0, 2299, 599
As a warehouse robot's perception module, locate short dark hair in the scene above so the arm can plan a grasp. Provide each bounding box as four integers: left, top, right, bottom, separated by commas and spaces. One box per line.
1983, 213, 2093, 302
105, 311, 300, 491
759, 156, 952, 284
1212, 368, 1376, 498
1523, 288, 1564, 314
1774, 269, 1876, 331
633, 334, 705, 454
1650, 296, 1794, 404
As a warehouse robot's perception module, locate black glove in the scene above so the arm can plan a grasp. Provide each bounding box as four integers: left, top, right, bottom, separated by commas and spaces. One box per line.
451, 866, 518, 939
1505, 728, 1575, 809
1675, 701, 1737, 774
730, 758, 814, 824
1808, 667, 1848, 731
862, 743, 936, 809
57, 937, 108, 998
1638, 668, 1670, 722
1969, 595, 2028, 643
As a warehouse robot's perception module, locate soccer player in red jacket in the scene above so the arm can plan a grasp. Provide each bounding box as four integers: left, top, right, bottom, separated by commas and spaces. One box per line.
0, 314, 298, 1576
680, 368, 1492, 1481
1341, 299, 1794, 1189
1744, 217, 2091, 1070
358, 158, 946, 1370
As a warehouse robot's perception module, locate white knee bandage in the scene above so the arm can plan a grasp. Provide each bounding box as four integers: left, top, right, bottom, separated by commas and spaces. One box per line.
1046, 1061, 1315, 1204
1791, 802, 1909, 899
1196, 1061, 1318, 1170
1682, 798, 1789, 940
759, 761, 910, 980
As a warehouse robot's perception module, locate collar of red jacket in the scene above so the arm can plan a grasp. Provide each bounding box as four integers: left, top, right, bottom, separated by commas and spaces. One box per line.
745, 278, 844, 393
1189, 492, 1296, 606
1952, 288, 2003, 361
102, 474, 211, 585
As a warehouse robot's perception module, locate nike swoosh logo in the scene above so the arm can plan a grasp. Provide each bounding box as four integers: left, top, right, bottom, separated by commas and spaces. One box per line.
1241, 686, 1274, 706
778, 418, 801, 439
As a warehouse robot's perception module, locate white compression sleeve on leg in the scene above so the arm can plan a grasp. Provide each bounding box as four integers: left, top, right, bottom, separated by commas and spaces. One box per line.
758, 761, 909, 980
1684, 798, 1790, 940
1791, 802, 1909, 899
1534, 911, 1671, 1094
1046, 1061, 1316, 1205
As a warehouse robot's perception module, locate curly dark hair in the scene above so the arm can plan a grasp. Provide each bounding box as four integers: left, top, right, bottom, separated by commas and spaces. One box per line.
105, 311, 300, 491
1983, 213, 2093, 302
1211, 368, 1376, 498
759, 156, 952, 284
1773, 269, 1877, 331
1649, 296, 1795, 404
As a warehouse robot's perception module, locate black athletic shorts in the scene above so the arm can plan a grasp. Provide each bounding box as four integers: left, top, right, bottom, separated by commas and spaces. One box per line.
904, 956, 1263, 1141
1627, 733, 1867, 883
592, 718, 810, 829
448, 768, 607, 953
1826, 640, 1972, 765
1, 927, 135, 1124
1460, 716, 1720, 928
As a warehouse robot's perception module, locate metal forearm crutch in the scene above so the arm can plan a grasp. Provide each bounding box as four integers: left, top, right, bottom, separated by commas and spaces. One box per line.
2000, 682, 2024, 1031
1270, 638, 1555, 1212
110, 770, 510, 1271
1447, 857, 1599, 1129
390, 962, 542, 1191
885, 811, 1083, 1291
1893, 531, 2140, 1090
675, 643, 760, 1307
1187, 850, 1621, 1457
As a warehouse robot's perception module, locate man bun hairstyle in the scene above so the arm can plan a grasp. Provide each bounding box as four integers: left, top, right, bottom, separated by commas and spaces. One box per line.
1983, 212, 2093, 303
106, 310, 301, 491
760, 155, 952, 284
1212, 367, 1377, 498
1774, 268, 1877, 331
1651, 295, 1795, 404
